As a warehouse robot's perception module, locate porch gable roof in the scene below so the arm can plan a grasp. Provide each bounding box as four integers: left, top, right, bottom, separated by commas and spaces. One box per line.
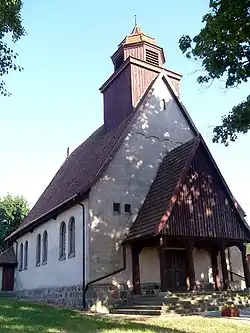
126, 136, 250, 242
0, 247, 17, 266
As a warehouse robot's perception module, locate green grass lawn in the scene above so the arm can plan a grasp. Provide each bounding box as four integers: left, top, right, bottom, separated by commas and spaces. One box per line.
0, 299, 249, 333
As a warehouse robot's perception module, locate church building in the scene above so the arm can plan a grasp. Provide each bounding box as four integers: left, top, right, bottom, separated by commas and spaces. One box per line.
1, 24, 250, 310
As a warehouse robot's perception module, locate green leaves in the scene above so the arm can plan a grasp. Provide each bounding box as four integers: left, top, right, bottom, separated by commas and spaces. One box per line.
213, 94, 250, 145
0, 0, 25, 96
179, 0, 250, 145
0, 194, 29, 250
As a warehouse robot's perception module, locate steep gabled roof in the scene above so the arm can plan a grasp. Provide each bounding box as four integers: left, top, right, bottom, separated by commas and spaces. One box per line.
9, 118, 132, 238
0, 247, 17, 266
126, 136, 250, 241
7, 70, 198, 241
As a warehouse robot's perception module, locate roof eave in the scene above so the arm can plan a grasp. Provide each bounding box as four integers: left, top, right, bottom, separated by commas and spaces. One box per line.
100, 56, 161, 93
198, 136, 250, 236
6, 190, 90, 242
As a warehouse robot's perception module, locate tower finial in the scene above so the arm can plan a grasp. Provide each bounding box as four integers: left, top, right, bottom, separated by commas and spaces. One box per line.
131, 15, 142, 35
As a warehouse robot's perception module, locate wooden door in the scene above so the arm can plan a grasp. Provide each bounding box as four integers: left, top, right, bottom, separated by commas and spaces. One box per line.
2, 266, 14, 291
162, 250, 187, 291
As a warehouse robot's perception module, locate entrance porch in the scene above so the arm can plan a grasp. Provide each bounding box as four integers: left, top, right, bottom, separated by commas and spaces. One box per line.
126, 137, 250, 296
131, 236, 250, 295
0, 247, 17, 292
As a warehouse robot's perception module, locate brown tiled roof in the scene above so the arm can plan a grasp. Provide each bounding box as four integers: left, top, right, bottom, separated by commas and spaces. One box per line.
0, 247, 17, 266
126, 136, 250, 241
14, 116, 133, 236
127, 137, 199, 241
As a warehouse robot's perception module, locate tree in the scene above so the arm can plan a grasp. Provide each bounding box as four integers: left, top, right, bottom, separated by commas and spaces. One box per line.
0, 0, 25, 96
179, 0, 250, 145
0, 194, 29, 251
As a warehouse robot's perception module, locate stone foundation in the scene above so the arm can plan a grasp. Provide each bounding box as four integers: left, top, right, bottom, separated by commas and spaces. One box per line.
15, 283, 133, 312
16, 285, 83, 308
85, 283, 132, 310
141, 283, 161, 295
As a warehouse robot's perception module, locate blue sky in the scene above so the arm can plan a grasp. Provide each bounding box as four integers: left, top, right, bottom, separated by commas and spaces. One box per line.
1, 1, 249, 220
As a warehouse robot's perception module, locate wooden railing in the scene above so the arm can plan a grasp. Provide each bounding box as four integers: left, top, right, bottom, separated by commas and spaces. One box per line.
227, 269, 245, 281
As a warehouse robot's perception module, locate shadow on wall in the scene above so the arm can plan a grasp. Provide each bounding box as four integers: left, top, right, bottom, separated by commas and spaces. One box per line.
87, 88, 194, 281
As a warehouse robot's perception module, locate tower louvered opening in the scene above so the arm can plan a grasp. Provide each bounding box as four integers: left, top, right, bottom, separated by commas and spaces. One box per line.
114, 54, 124, 71
146, 49, 159, 66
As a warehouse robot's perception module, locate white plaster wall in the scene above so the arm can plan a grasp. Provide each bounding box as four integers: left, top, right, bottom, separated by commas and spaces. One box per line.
229, 246, 244, 276
139, 247, 160, 284
228, 246, 245, 288
14, 201, 88, 291
0, 267, 2, 291
193, 249, 213, 284
93, 244, 133, 289
88, 74, 195, 282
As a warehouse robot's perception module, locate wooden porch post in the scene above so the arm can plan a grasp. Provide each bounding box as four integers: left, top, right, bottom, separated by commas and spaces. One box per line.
132, 243, 142, 294
210, 249, 221, 291
158, 235, 166, 291
186, 240, 196, 291
219, 243, 229, 290
240, 244, 250, 289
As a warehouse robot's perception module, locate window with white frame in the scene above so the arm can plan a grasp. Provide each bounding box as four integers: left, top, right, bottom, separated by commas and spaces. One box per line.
68, 217, 75, 258
42, 230, 48, 265
36, 234, 41, 266
19, 243, 23, 271
59, 222, 66, 260
24, 241, 28, 270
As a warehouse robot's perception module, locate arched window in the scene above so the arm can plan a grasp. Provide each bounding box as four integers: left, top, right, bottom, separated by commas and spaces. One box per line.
36, 234, 41, 266
19, 243, 23, 271
24, 241, 28, 270
68, 217, 75, 258
42, 231, 48, 265
59, 222, 66, 260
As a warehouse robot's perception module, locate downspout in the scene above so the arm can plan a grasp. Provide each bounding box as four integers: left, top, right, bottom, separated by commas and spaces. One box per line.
76, 202, 87, 309
76, 201, 127, 310
82, 243, 126, 309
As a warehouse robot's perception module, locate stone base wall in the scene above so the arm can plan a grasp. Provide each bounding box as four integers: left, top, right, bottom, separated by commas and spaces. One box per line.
16, 285, 83, 308
15, 283, 133, 312
141, 283, 161, 295
85, 283, 132, 311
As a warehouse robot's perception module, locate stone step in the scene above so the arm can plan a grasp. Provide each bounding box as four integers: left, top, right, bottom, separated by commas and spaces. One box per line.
0, 291, 16, 298
111, 308, 161, 316
114, 291, 250, 316
132, 292, 250, 301
130, 297, 241, 305
128, 299, 164, 305
117, 304, 162, 311
160, 291, 250, 298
